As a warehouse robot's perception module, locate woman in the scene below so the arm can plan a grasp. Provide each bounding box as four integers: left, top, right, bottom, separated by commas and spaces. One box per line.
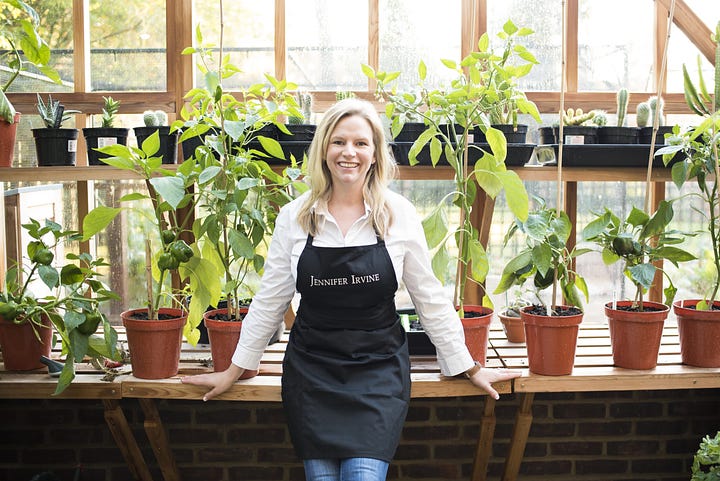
182, 98, 521, 481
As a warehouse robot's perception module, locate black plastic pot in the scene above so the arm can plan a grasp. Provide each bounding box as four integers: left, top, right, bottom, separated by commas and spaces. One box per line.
83, 127, 129, 165
134, 126, 179, 164
539, 125, 598, 145
398, 308, 436, 356
32, 128, 79, 166
597, 126, 639, 144
180, 128, 220, 162
639, 126, 674, 144
473, 124, 528, 144
393, 122, 428, 142
278, 124, 316, 142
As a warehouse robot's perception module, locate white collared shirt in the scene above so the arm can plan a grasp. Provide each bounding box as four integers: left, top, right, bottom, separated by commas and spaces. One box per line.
231, 189, 475, 376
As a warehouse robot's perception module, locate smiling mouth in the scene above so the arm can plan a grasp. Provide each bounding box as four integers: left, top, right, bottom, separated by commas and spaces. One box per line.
338, 162, 359, 168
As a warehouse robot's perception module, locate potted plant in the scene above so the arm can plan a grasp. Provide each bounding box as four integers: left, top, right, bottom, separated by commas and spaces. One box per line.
134, 110, 179, 164
692, 431, 720, 481
582, 200, 695, 369
0, 0, 61, 167
597, 88, 640, 144
494, 197, 589, 375
32, 94, 80, 166
0, 218, 120, 394
539, 107, 599, 145
82, 131, 215, 378
473, 20, 541, 154
173, 26, 304, 372
496, 289, 532, 343
82, 96, 129, 166
657, 21, 720, 367
365, 20, 533, 365
637, 95, 672, 144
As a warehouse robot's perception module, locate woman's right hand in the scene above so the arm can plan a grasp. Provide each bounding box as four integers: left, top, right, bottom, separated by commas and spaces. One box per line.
180, 364, 245, 401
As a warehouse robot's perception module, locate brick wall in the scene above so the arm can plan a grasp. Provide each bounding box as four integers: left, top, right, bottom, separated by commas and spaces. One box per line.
1, 389, 718, 481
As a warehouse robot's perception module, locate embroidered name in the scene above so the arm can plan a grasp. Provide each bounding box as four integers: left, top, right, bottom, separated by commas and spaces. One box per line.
309, 273, 380, 286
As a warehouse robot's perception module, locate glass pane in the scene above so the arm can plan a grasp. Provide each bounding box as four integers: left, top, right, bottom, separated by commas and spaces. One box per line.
379, 0, 461, 90
667, 29, 716, 94
192, 0, 274, 89
2, 0, 74, 93
286, 0, 367, 91
578, 0, 654, 92
488, 0, 562, 91
89, 0, 167, 91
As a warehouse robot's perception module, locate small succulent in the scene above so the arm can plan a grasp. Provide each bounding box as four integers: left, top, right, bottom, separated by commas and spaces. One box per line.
101, 96, 120, 128
562, 107, 595, 126
36, 94, 80, 129
591, 110, 608, 126
143, 110, 168, 127
616, 88, 629, 127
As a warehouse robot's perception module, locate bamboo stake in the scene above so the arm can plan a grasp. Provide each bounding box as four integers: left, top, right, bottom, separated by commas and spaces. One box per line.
552, 0, 568, 314
145, 239, 155, 320
644, 0, 676, 212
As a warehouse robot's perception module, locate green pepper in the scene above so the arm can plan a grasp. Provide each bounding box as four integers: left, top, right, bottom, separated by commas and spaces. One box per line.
0, 301, 19, 321
32, 248, 54, 266
77, 311, 102, 335
533, 268, 555, 289
158, 252, 180, 271
169, 240, 193, 263
161, 229, 176, 244
612, 234, 635, 256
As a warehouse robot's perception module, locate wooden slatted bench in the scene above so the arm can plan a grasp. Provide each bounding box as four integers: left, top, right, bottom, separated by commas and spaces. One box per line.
493, 321, 720, 481
0, 327, 510, 481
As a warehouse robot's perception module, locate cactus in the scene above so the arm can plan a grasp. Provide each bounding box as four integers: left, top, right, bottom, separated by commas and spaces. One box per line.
335, 90, 356, 101
288, 91, 314, 125
636, 102, 651, 127
648, 95, 664, 126
591, 110, 608, 126
562, 108, 595, 126
101, 96, 120, 128
143, 110, 167, 127
616, 88, 629, 127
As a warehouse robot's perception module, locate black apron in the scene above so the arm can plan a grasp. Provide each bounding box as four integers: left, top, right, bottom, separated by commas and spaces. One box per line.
282, 233, 410, 462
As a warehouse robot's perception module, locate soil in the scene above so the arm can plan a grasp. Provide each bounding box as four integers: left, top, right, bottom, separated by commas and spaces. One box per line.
525, 305, 582, 316
207, 312, 245, 322
611, 304, 665, 312
128, 311, 182, 320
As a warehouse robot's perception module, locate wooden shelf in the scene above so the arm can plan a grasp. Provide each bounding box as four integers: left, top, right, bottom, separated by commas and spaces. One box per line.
1, 165, 674, 183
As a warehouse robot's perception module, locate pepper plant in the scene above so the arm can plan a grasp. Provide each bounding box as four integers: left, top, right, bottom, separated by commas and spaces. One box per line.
494, 197, 590, 313
364, 19, 534, 312
0, 218, 120, 394
170, 25, 306, 322
657, 20, 720, 310
82, 131, 216, 344
581, 200, 695, 309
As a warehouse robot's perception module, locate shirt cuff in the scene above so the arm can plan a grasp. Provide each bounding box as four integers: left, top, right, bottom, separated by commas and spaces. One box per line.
436, 349, 476, 377
231, 346, 264, 372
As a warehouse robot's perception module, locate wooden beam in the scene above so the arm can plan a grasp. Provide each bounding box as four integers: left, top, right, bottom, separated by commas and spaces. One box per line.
565, 0, 579, 93
657, 0, 715, 64
275, 0, 286, 80
367, 0, 379, 91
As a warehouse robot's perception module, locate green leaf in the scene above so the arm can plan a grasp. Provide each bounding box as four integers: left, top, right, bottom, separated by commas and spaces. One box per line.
582, 211, 611, 240
467, 238, 488, 282
258, 136, 285, 160
431, 245, 451, 283
198, 165, 221, 185
60, 264, 83, 285
532, 243, 553, 276
69, 328, 90, 363
82, 206, 122, 241
54, 362, 75, 396
140, 130, 161, 157
38, 264, 59, 290
150, 176, 186, 210
628, 263, 656, 290
422, 205, 448, 249
64, 310, 85, 330
626, 206, 650, 227
641, 200, 674, 239
653, 246, 696, 263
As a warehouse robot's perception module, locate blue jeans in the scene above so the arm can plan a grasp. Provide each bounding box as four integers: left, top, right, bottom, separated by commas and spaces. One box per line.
303, 458, 390, 481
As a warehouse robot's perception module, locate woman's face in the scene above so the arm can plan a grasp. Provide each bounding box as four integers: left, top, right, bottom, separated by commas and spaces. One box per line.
325, 114, 376, 190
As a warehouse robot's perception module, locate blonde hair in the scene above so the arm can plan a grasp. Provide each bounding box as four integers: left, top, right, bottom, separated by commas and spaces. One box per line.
297, 98, 397, 237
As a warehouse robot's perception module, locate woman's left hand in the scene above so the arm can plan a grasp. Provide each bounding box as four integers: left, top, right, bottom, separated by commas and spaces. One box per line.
467, 367, 522, 400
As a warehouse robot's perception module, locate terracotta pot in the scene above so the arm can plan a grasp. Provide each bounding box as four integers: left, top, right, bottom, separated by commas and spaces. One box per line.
673, 299, 720, 367
121, 308, 185, 379
0, 112, 21, 167
0, 314, 53, 371
204, 308, 257, 378
498, 312, 526, 343
461, 305, 492, 366
605, 301, 669, 370
520, 306, 583, 375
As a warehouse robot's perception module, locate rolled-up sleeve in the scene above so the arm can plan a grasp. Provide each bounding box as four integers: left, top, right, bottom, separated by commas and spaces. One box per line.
231, 205, 297, 370
391, 195, 475, 376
